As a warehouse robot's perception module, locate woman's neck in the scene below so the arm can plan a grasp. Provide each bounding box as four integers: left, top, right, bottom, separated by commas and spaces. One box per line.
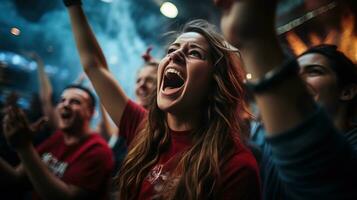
166, 111, 201, 132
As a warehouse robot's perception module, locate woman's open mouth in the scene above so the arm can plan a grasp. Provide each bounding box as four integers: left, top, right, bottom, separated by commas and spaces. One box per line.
162, 68, 186, 95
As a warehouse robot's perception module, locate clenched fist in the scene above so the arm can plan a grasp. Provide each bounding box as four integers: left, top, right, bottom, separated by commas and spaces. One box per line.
214, 0, 277, 48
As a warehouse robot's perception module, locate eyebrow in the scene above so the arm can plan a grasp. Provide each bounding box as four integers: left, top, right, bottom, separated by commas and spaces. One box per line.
300, 64, 326, 69
169, 42, 209, 54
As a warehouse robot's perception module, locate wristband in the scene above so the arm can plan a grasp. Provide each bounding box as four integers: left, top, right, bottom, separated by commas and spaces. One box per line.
245, 58, 299, 93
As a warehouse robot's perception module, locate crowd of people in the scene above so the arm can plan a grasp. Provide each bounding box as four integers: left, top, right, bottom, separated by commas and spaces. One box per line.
1, 0, 357, 199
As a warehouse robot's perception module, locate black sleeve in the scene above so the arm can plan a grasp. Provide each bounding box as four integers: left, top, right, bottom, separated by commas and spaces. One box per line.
264, 108, 357, 200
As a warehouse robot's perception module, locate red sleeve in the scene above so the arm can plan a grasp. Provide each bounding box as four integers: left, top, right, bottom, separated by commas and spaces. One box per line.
119, 100, 147, 146
64, 139, 114, 194
221, 150, 261, 200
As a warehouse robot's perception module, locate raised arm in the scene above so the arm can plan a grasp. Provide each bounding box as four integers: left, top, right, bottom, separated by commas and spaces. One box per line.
64, 1, 128, 127
96, 104, 118, 141
217, 0, 315, 135
216, 1, 357, 199
30, 53, 58, 129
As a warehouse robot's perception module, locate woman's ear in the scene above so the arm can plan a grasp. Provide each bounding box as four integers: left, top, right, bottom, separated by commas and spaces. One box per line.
340, 83, 357, 101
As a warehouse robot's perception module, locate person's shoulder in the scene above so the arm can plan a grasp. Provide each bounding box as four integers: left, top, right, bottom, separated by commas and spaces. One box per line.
82, 134, 114, 165
221, 141, 261, 194
125, 99, 147, 115
229, 145, 259, 171
87, 133, 112, 153
36, 130, 64, 151
222, 138, 259, 174
88, 132, 109, 144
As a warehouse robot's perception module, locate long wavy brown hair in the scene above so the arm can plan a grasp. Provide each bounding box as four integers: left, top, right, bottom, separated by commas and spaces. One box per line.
115, 19, 250, 200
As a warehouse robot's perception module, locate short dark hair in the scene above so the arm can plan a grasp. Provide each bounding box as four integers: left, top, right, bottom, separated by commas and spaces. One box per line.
299, 44, 357, 88
63, 84, 96, 111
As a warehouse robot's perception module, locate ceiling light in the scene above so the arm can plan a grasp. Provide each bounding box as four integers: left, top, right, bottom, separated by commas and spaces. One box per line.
160, 2, 178, 18
10, 27, 20, 36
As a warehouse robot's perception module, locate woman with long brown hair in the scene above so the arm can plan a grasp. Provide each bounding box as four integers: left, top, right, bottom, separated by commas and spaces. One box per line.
63, 0, 260, 199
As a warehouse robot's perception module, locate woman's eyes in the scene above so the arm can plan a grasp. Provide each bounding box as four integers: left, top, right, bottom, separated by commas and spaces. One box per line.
167, 48, 176, 54
301, 65, 327, 76
166, 47, 203, 59
306, 67, 324, 76
189, 50, 203, 59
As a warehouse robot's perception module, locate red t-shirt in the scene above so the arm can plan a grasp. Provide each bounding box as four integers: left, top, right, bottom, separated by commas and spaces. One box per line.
35, 130, 114, 200
119, 100, 261, 199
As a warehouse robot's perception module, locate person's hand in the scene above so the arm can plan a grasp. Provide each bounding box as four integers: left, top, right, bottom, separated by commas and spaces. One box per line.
214, 0, 277, 47
142, 47, 155, 63
23, 51, 41, 62
2, 106, 47, 150
63, 0, 82, 7
4, 92, 19, 107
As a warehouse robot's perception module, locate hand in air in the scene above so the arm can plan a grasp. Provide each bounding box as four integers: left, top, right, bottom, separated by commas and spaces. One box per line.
214, 0, 278, 47
2, 106, 47, 150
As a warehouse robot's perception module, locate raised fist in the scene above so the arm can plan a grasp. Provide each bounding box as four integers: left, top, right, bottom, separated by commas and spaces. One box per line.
214, 0, 277, 47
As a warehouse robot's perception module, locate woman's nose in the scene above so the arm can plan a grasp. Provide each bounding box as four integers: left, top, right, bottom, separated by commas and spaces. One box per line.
169, 49, 185, 64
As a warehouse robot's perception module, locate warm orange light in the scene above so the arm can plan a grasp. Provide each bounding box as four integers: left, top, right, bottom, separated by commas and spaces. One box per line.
285, 31, 308, 55
324, 29, 338, 44
286, 11, 357, 63
10, 27, 20, 36
308, 32, 322, 46
338, 13, 356, 62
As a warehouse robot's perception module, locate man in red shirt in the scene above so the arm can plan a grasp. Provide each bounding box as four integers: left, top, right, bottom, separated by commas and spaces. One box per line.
1, 85, 114, 200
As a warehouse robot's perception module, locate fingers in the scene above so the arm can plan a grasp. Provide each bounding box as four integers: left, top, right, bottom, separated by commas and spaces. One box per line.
2, 114, 11, 134
30, 117, 48, 132
9, 106, 27, 126
2, 106, 29, 133
142, 46, 154, 62
15, 108, 30, 128
3, 107, 17, 131
2, 106, 33, 149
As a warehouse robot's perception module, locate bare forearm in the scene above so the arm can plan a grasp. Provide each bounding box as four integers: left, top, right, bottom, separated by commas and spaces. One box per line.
98, 104, 115, 140
66, 5, 128, 126
17, 145, 84, 200
67, 5, 108, 71
85, 68, 129, 127
37, 59, 53, 100
242, 38, 316, 135
35, 56, 57, 128
0, 158, 21, 185
42, 103, 58, 129
218, 0, 317, 135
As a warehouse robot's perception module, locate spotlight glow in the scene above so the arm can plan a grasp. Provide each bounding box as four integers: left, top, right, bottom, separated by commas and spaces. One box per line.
246, 73, 252, 80
160, 2, 178, 18
100, 0, 113, 3
10, 27, 20, 36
